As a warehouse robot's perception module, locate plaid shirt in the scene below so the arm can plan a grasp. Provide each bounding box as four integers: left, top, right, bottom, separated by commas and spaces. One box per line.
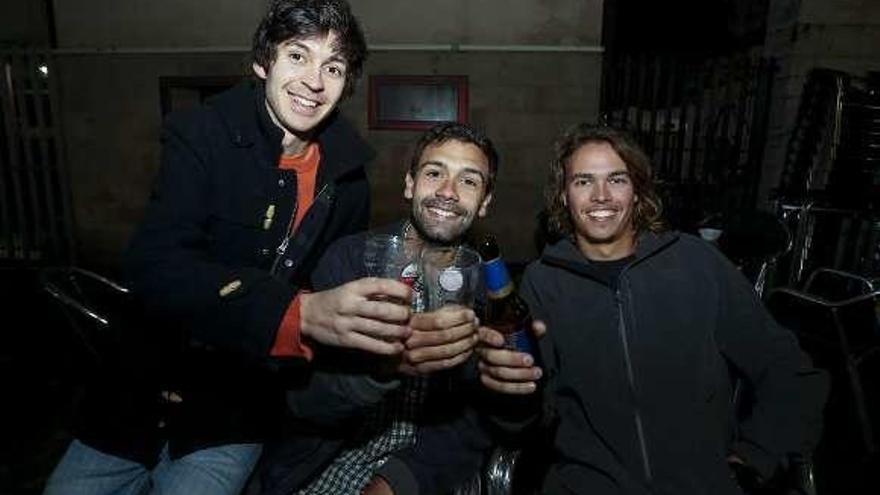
298, 263, 429, 495
297, 376, 429, 494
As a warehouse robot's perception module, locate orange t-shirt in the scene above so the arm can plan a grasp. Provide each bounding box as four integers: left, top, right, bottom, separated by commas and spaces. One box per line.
270, 143, 321, 359
278, 142, 320, 232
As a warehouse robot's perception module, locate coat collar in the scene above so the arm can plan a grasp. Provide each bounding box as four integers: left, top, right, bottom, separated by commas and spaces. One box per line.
540, 230, 679, 277
207, 80, 374, 180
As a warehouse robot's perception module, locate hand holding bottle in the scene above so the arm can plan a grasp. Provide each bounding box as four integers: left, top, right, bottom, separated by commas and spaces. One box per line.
476, 235, 545, 394
477, 320, 545, 394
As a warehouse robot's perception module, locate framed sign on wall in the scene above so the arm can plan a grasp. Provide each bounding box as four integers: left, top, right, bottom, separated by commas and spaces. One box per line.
368, 75, 468, 130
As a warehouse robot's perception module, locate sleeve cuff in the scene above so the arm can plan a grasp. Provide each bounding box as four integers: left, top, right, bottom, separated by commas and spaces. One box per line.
376, 457, 420, 495
270, 292, 314, 360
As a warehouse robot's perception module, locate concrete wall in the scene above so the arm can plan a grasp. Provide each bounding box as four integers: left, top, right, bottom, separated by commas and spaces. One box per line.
52, 0, 264, 48
52, 0, 599, 47
39, 0, 602, 268
55, 53, 253, 267
759, 0, 880, 206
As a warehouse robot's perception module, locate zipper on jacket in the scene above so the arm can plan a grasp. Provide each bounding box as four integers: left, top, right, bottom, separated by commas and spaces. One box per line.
615, 287, 653, 483
269, 183, 330, 274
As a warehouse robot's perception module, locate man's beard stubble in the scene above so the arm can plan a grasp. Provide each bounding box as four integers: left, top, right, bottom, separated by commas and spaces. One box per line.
410, 197, 472, 246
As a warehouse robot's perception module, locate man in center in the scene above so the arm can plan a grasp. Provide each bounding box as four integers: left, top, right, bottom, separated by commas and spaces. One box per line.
261, 122, 499, 495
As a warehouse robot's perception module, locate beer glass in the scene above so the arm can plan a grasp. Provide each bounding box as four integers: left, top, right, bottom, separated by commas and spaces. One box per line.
363, 233, 422, 308
420, 245, 482, 310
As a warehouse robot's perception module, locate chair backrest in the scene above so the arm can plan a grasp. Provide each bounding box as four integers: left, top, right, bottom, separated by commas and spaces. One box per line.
799, 268, 879, 355
717, 209, 793, 297
765, 289, 844, 371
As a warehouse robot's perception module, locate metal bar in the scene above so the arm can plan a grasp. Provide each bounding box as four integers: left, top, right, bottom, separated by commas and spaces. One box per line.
647, 56, 662, 159
687, 61, 705, 184
9, 53, 46, 261
70, 267, 130, 294
660, 56, 677, 178
619, 54, 633, 129
633, 53, 646, 142
746, 58, 777, 206
24, 49, 61, 262
730, 56, 751, 208
701, 57, 721, 187
2, 58, 28, 259
719, 60, 738, 213
674, 60, 690, 182
831, 307, 878, 453
0, 58, 12, 259
43, 281, 110, 327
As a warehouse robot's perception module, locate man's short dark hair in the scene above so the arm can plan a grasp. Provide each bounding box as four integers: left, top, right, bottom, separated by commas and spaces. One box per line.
545, 123, 665, 238
252, 0, 367, 98
408, 122, 499, 195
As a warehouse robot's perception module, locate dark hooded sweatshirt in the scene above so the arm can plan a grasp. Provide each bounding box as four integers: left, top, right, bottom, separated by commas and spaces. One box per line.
515, 231, 827, 494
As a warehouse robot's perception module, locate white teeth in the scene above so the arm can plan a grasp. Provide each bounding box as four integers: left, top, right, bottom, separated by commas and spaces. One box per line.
293, 95, 318, 108
428, 207, 456, 218
588, 210, 615, 219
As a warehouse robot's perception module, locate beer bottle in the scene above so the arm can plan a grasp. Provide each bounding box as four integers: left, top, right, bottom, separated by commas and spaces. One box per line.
478, 235, 539, 360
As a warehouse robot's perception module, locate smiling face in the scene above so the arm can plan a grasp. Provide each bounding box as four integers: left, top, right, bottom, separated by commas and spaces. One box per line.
252, 32, 347, 153
564, 141, 638, 260
404, 139, 493, 244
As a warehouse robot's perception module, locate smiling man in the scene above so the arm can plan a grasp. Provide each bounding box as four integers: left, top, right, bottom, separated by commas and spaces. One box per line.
561, 139, 639, 260
260, 123, 499, 495
43, 2, 418, 494
405, 130, 493, 244
477, 123, 828, 494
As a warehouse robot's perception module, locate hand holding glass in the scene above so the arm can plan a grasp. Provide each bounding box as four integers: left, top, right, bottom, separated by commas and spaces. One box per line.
363, 233, 420, 306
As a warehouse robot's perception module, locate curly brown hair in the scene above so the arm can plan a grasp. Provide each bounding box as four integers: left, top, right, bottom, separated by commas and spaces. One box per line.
545, 123, 665, 238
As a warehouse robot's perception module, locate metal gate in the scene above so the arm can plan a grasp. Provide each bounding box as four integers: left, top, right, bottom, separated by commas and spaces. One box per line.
1, 49, 75, 265
600, 52, 776, 230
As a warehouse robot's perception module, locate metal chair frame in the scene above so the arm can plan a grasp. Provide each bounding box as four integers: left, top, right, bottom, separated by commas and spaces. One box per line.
40, 267, 130, 362
767, 278, 880, 458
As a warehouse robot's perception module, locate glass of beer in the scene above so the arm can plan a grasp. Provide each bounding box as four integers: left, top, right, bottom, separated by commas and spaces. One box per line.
420, 245, 482, 310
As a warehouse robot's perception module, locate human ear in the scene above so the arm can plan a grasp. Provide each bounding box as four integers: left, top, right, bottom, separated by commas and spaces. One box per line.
477, 192, 493, 218
252, 62, 268, 80
404, 172, 415, 200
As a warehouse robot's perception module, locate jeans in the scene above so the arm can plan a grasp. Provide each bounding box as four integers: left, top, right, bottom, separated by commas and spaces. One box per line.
43, 439, 262, 495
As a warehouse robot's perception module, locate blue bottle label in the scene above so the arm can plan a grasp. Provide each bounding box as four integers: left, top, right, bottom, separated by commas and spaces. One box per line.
503, 322, 537, 356
483, 257, 513, 298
